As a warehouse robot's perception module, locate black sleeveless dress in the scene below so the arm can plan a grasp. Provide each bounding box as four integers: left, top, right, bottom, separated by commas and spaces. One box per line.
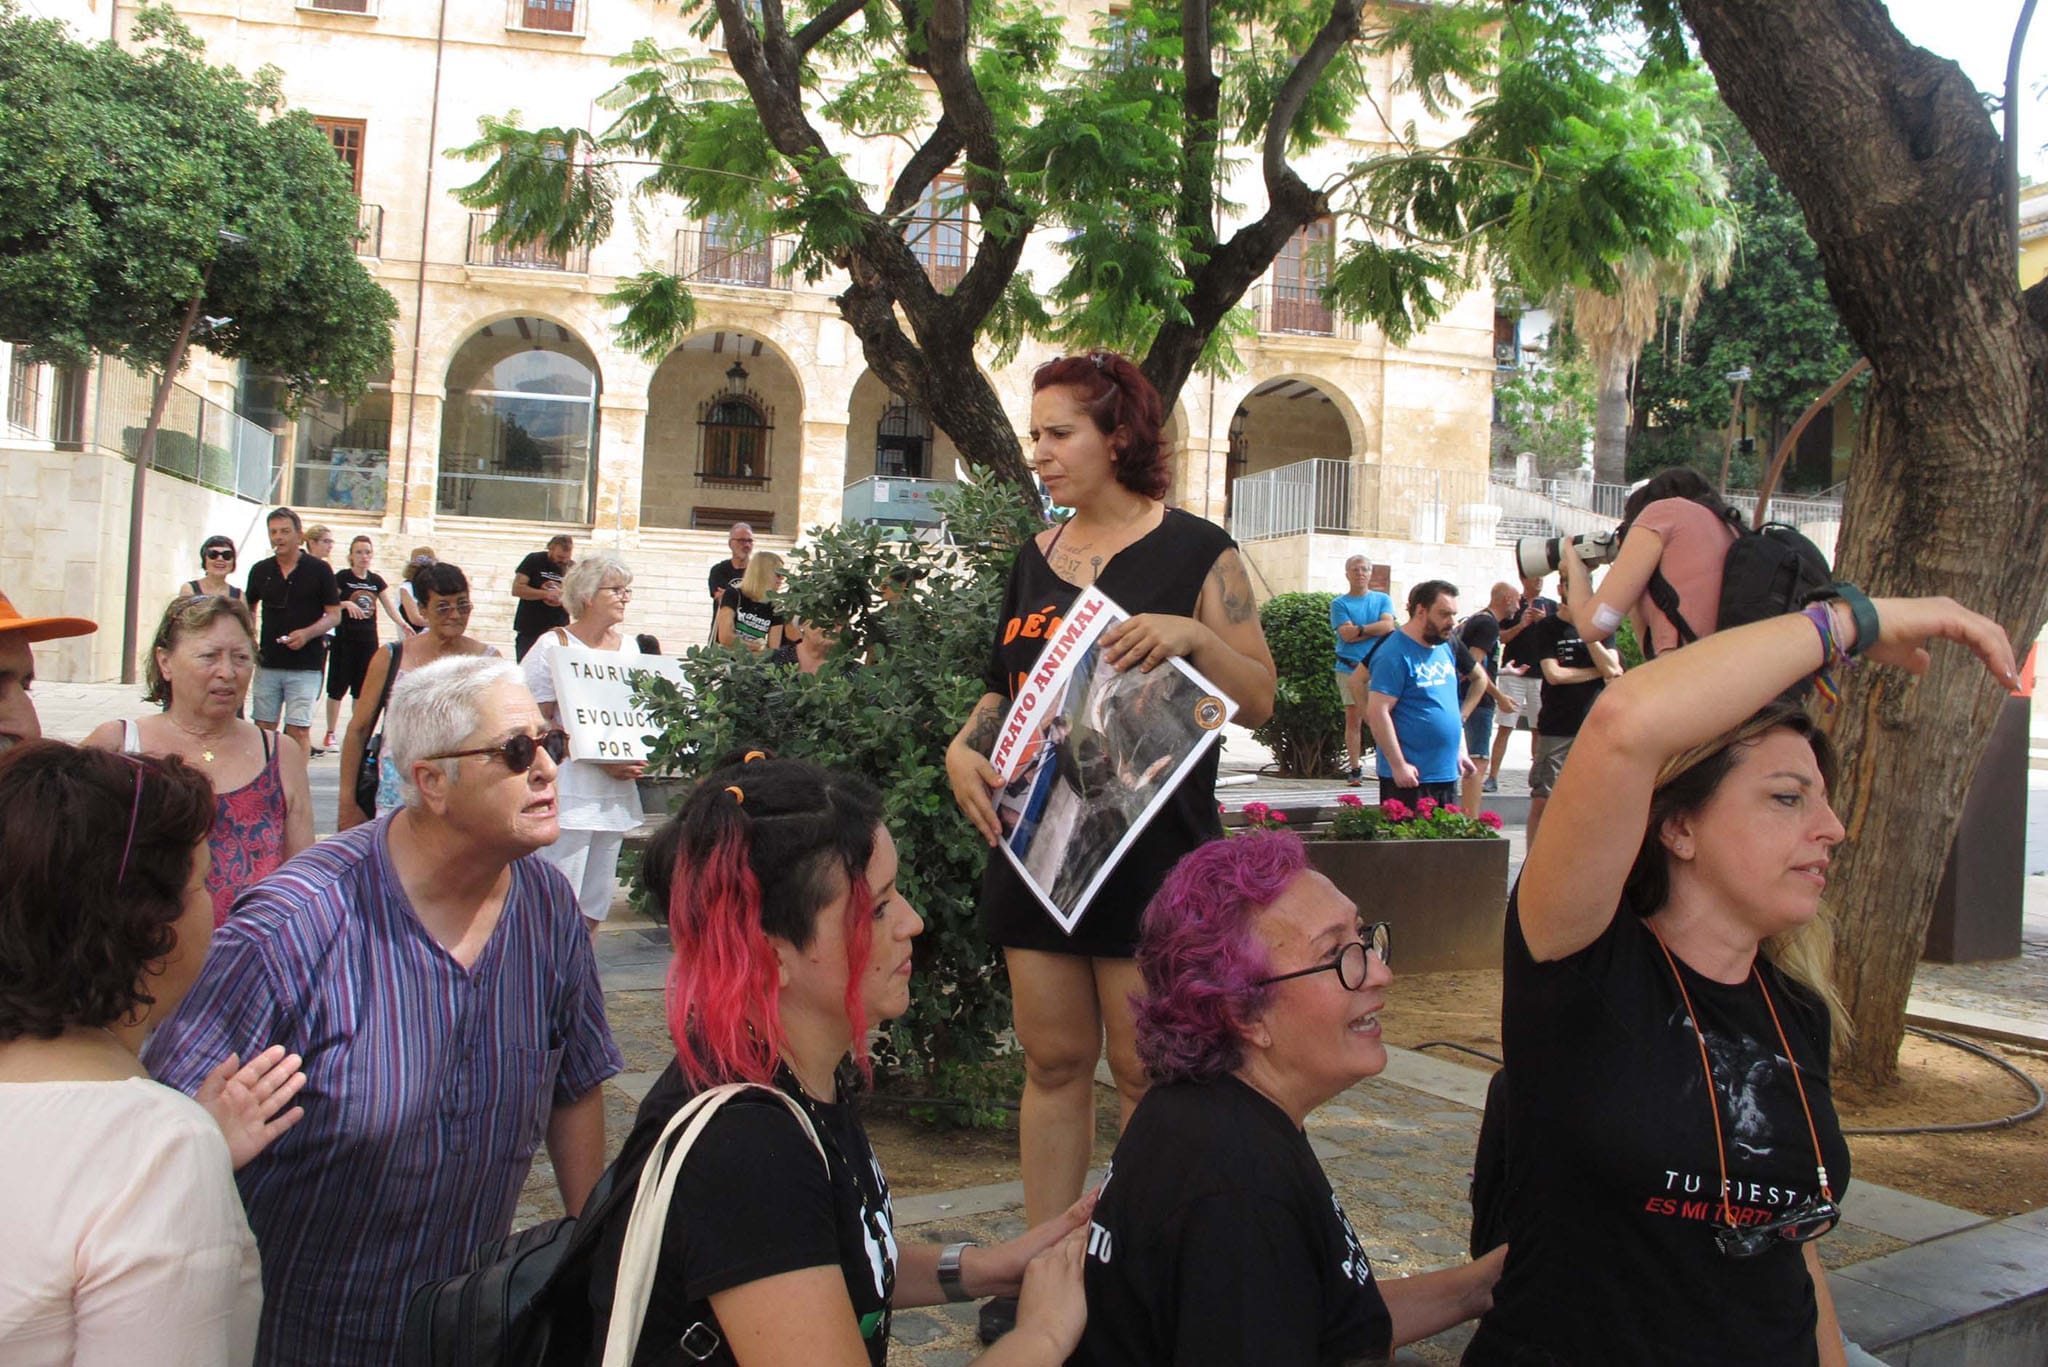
978, 507, 1237, 956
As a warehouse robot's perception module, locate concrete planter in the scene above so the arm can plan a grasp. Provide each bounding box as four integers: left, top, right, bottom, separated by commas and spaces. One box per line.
1305, 837, 1510, 973
635, 775, 691, 818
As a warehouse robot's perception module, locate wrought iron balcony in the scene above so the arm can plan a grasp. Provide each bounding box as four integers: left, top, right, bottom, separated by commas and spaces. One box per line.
466, 213, 589, 273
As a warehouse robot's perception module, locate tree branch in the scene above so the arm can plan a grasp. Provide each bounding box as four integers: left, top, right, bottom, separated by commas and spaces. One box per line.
882, 113, 966, 220
791, 0, 869, 58
1178, 0, 1220, 253
1259, 0, 1365, 188
924, 0, 1028, 323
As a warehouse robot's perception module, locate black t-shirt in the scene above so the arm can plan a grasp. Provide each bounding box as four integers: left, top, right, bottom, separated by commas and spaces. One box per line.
333, 569, 387, 646
979, 508, 1235, 956
707, 558, 745, 604
581, 1063, 895, 1367
1499, 595, 1559, 670
1459, 610, 1502, 680
245, 553, 340, 671
514, 551, 571, 636
1072, 1074, 1393, 1367
725, 591, 782, 647
1525, 614, 1604, 737
1466, 889, 1851, 1367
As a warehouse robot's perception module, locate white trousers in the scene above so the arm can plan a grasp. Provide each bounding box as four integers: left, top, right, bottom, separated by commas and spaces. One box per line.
541, 827, 626, 923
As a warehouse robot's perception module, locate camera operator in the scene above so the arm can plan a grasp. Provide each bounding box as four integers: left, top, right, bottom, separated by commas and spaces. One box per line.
1559, 468, 1740, 658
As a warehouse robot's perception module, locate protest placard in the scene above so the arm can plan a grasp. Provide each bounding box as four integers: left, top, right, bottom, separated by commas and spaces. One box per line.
546, 643, 692, 761
989, 586, 1235, 934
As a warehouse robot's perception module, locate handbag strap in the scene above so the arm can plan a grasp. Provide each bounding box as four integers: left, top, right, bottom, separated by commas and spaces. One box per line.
364, 641, 402, 737
600, 1082, 828, 1367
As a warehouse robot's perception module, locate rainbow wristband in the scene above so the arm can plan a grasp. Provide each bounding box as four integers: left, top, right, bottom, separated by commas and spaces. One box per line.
1802, 603, 1851, 706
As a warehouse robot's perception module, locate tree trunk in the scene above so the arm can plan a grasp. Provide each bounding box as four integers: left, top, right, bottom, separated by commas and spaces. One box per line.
1591, 350, 1632, 485
1677, 0, 2048, 1085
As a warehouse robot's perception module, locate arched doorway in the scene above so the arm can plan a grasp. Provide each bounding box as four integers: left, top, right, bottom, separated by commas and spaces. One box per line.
641, 330, 804, 533
841, 371, 963, 529
1224, 376, 1360, 537
437, 316, 601, 524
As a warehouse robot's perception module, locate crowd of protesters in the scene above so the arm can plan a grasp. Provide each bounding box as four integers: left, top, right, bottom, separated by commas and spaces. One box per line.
0, 348, 2022, 1367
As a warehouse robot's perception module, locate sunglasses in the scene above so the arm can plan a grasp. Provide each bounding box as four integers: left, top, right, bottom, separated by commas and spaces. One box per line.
1712, 1196, 1841, 1258
423, 729, 569, 773
205, 548, 235, 560
1254, 921, 1391, 991
427, 598, 473, 617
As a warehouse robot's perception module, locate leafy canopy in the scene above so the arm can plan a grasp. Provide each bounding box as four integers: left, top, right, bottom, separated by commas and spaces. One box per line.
0, 2, 395, 401
450, 0, 1732, 477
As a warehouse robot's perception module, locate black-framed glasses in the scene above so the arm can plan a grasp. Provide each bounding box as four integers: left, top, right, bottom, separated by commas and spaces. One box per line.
205, 548, 235, 560
1712, 1195, 1840, 1259
424, 729, 569, 773
1255, 922, 1391, 991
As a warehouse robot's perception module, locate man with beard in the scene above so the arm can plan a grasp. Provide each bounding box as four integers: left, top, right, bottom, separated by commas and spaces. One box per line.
1365, 580, 1474, 807
0, 588, 97, 753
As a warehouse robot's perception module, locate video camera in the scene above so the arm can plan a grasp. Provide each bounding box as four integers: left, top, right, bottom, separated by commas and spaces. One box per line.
1515, 528, 1621, 581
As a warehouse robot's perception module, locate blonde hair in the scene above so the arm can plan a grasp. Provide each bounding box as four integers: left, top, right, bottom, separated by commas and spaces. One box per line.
146, 594, 256, 706
738, 550, 783, 601
304, 524, 333, 545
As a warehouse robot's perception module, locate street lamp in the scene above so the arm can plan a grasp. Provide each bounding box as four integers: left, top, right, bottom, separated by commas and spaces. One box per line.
1718, 367, 1752, 494
119, 225, 254, 685
725, 359, 749, 396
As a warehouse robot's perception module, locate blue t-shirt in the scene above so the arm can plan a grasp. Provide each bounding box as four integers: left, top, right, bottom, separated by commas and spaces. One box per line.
1330, 591, 1395, 669
1368, 630, 1464, 783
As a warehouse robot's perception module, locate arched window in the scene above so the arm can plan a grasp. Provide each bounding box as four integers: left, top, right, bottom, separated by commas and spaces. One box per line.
875, 399, 932, 478
698, 391, 773, 484
437, 317, 600, 523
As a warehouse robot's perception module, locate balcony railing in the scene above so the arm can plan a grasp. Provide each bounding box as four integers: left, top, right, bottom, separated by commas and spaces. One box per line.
1486, 473, 1845, 540
1230, 458, 1495, 544
355, 203, 383, 258
673, 227, 793, 290
1245, 281, 1359, 340
298, 0, 376, 14
843, 476, 952, 528
94, 362, 278, 504
507, 0, 584, 35
466, 213, 589, 273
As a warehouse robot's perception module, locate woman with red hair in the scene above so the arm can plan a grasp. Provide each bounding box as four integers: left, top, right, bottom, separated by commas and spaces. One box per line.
946, 351, 1277, 1338
570, 754, 1090, 1366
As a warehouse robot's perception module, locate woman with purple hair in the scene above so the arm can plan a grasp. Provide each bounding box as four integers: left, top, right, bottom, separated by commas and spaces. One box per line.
1069, 830, 1502, 1366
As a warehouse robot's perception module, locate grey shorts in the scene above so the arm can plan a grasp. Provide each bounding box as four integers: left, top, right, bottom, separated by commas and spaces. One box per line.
1497, 672, 1541, 730
1529, 733, 1576, 798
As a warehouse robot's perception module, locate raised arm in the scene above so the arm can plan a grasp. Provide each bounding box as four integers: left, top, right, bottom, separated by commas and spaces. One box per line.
1561, 532, 1662, 646
1518, 597, 2017, 963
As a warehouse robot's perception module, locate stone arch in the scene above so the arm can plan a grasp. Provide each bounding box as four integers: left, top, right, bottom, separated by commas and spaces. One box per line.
1221, 373, 1366, 533
641, 328, 807, 534
839, 370, 966, 532
435, 314, 604, 524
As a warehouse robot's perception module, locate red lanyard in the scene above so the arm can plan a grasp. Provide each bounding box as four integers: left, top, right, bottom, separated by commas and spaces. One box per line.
1648, 924, 1835, 1230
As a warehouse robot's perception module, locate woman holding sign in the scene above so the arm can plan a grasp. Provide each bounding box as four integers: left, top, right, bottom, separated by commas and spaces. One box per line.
945, 351, 1276, 1339
524, 550, 645, 937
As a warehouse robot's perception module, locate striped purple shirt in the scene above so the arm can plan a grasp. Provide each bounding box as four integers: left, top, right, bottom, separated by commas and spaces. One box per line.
142, 815, 623, 1366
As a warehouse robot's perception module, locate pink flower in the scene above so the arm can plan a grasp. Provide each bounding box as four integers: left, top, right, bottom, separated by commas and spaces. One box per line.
1244, 801, 1269, 820
1217, 802, 1227, 815
1336, 793, 1364, 808
1445, 803, 1462, 814
1416, 797, 1439, 815
1478, 810, 1503, 830
1271, 810, 1289, 823
1381, 799, 1413, 822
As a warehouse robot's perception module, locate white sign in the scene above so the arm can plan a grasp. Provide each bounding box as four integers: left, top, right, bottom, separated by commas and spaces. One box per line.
547, 643, 692, 762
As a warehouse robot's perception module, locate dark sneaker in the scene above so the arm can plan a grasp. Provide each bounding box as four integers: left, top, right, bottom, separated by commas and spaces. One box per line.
977, 1295, 1018, 1345
1482, 776, 1499, 794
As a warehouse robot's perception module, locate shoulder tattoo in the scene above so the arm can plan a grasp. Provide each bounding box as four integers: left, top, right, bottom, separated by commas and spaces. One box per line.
1206, 551, 1257, 625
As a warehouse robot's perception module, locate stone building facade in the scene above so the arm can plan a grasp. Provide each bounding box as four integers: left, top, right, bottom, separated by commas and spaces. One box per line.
3, 0, 1501, 680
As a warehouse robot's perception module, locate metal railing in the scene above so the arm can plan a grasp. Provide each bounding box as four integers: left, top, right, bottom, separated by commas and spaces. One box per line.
1243, 282, 1360, 340
94, 362, 278, 504
1229, 458, 1495, 543
673, 227, 793, 289
355, 203, 383, 258
466, 213, 589, 273
1489, 472, 1844, 535
843, 475, 952, 527
507, 0, 584, 34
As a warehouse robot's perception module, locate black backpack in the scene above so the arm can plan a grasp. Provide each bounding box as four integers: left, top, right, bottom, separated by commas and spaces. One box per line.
1642, 517, 1832, 659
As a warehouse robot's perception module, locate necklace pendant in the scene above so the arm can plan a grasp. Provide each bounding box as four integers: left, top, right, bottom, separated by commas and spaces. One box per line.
201, 748, 215, 763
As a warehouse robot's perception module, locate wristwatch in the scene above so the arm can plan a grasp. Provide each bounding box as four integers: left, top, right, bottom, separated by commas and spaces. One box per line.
937, 1241, 977, 1303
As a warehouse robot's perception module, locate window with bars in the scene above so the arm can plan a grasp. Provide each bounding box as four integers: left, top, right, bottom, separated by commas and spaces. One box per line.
906, 175, 970, 291
6, 348, 42, 434
1271, 217, 1335, 335
875, 400, 933, 478
312, 117, 366, 195
699, 396, 772, 483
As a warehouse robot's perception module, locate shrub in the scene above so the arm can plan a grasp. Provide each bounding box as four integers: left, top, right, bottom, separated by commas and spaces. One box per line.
1252, 591, 1348, 778
636, 480, 1042, 1121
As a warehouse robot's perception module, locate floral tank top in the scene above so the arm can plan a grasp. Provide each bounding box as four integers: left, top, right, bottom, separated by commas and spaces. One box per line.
123, 720, 288, 926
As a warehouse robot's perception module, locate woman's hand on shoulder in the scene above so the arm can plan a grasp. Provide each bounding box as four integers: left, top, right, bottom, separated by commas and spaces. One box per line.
972, 1188, 1099, 1297
1859, 596, 2019, 687
196, 1044, 307, 1170
1008, 1224, 1089, 1363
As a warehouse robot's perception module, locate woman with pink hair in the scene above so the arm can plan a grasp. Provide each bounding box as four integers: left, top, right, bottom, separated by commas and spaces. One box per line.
1069, 830, 1501, 1366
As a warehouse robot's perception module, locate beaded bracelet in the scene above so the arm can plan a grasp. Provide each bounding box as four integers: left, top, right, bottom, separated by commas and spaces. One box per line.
1802, 602, 1858, 706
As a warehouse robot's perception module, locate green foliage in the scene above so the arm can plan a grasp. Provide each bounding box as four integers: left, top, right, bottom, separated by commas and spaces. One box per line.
1251, 591, 1347, 779
636, 481, 1043, 1119
1612, 616, 1645, 671
0, 2, 395, 399
1493, 356, 1594, 479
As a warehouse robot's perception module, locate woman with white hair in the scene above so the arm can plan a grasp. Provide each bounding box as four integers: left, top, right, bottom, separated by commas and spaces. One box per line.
522, 550, 644, 936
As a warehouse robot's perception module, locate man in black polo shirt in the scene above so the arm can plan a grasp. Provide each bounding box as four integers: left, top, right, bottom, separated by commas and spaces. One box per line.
705, 522, 753, 637
511, 534, 574, 661
245, 506, 341, 751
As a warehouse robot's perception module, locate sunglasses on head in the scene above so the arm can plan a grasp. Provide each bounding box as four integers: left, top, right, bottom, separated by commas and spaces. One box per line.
424, 729, 570, 773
